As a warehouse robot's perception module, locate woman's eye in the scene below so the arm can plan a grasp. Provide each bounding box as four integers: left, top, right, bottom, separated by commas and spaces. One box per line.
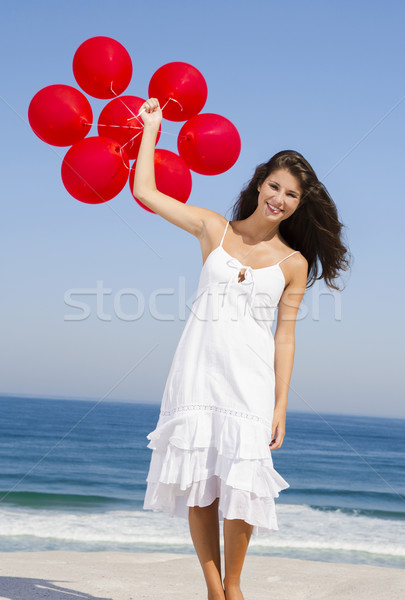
269, 184, 277, 189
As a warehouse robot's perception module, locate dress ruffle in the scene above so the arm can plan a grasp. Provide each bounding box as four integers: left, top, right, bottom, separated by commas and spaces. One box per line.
143, 409, 290, 535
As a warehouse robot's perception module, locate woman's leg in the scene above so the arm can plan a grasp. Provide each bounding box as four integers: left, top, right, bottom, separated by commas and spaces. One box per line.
223, 518, 253, 600
188, 498, 225, 600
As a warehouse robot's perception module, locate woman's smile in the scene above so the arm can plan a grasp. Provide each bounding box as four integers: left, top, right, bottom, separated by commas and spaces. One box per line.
266, 201, 282, 214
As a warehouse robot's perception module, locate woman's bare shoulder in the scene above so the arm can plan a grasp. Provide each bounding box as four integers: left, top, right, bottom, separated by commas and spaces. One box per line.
284, 248, 307, 264
283, 251, 308, 288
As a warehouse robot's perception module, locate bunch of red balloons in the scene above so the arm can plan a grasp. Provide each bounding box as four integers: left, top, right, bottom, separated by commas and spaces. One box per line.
28, 36, 241, 211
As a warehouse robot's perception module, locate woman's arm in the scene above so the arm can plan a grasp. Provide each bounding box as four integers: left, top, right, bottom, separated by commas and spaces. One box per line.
270, 254, 308, 449
133, 98, 218, 239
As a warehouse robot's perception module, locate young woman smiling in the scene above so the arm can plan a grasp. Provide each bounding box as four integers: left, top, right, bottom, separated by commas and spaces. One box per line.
135, 97, 351, 600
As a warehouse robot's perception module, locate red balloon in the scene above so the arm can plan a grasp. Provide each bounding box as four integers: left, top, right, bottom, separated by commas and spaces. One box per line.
73, 36, 132, 99
129, 149, 192, 213
28, 84, 92, 147
148, 62, 207, 122
177, 113, 241, 175
61, 136, 129, 204
98, 96, 161, 160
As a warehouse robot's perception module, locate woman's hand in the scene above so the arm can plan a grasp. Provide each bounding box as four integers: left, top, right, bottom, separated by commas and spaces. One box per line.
139, 97, 162, 129
269, 406, 286, 450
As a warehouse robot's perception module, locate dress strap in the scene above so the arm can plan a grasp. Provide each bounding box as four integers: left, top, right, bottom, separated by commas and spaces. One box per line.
219, 220, 230, 247
277, 250, 300, 265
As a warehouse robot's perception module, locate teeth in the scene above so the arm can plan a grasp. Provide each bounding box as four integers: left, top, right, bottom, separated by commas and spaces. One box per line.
267, 203, 281, 213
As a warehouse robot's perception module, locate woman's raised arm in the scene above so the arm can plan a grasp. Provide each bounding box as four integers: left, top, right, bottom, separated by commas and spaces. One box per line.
133, 98, 217, 239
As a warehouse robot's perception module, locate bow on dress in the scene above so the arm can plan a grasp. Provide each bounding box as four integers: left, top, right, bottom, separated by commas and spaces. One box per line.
222, 257, 257, 309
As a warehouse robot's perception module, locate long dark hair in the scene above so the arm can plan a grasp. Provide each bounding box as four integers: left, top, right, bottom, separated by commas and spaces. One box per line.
230, 150, 352, 291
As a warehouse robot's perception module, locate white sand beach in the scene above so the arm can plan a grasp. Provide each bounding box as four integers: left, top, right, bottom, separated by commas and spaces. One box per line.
0, 551, 403, 600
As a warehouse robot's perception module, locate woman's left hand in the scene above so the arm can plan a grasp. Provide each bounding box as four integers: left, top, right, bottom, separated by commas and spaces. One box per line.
270, 407, 286, 450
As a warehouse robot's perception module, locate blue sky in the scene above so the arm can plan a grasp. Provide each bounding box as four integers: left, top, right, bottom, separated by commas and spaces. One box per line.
1, 0, 404, 418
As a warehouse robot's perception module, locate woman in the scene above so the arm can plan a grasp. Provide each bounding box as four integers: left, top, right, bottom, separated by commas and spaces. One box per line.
134, 98, 351, 600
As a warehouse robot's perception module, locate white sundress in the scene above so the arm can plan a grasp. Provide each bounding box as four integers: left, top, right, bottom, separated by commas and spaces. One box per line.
143, 219, 300, 535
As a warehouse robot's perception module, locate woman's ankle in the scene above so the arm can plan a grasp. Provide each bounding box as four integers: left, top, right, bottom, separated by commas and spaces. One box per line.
223, 579, 243, 600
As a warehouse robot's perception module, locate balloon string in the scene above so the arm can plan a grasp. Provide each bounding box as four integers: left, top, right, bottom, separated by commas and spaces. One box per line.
110, 82, 145, 127
134, 98, 185, 137
119, 129, 144, 171
108, 83, 183, 118
86, 122, 186, 138
159, 130, 188, 139
120, 151, 131, 171
162, 97, 183, 112
121, 129, 143, 150
85, 123, 143, 130
100, 88, 187, 169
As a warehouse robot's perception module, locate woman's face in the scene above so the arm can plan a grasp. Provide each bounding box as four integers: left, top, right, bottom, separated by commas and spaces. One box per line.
257, 169, 302, 221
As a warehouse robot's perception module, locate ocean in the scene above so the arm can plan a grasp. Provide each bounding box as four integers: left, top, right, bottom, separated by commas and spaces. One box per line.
0, 396, 404, 568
